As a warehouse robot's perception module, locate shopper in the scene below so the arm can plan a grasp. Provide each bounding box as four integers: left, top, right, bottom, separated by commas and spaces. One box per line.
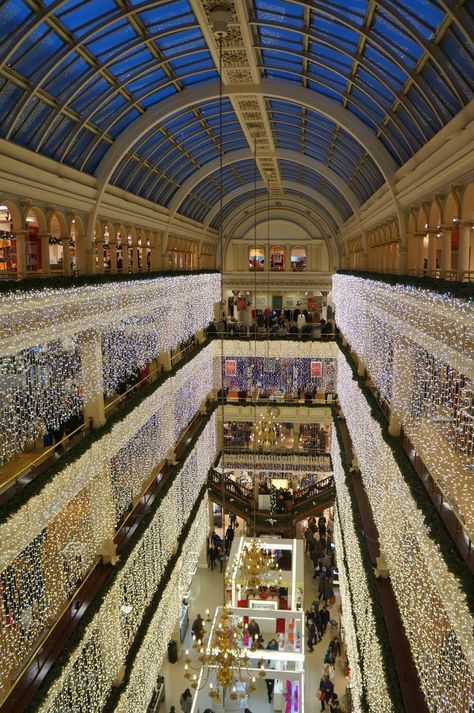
179, 688, 193, 713
318, 674, 334, 711
329, 693, 341, 712
320, 605, 330, 636
304, 526, 315, 554
306, 618, 317, 652
191, 614, 205, 642
208, 543, 217, 571
247, 618, 260, 641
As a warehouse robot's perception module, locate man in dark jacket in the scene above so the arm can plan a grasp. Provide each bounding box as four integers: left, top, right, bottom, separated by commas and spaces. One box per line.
319, 674, 334, 711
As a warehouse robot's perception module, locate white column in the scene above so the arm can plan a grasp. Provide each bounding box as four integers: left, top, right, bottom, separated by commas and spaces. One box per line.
79, 330, 106, 428
95, 239, 104, 274
457, 224, 471, 281
440, 231, 452, 278
37, 232, 51, 276
13, 230, 27, 279
109, 241, 118, 273
285, 244, 291, 271
427, 233, 437, 275
122, 238, 130, 273
60, 236, 71, 275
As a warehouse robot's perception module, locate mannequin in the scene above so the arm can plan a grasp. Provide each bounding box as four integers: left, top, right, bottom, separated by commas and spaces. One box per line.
297, 312, 306, 332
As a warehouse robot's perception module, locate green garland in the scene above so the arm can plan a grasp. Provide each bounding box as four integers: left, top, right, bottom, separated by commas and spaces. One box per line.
338, 340, 474, 615
0, 337, 214, 525
27, 406, 217, 712
0, 268, 220, 294
332, 414, 405, 712
336, 269, 474, 301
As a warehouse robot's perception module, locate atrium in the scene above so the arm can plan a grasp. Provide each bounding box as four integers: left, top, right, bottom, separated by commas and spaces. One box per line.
0, 1, 473, 712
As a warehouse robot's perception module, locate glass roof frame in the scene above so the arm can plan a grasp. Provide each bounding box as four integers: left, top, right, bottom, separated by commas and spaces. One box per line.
118, 121, 236, 195
254, 0, 469, 106
253, 38, 446, 163
67, 65, 218, 171
2, 3, 218, 170
4, 7, 203, 140
113, 107, 248, 200
267, 110, 384, 193
178, 157, 348, 225
256, 46, 432, 158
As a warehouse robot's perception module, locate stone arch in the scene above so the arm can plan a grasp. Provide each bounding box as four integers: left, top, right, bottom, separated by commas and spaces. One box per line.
47, 209, 68, 236
461, 183, 474, 222
26, 205, 47, 231
0, 199, 22, 231
444, 190, 461, 224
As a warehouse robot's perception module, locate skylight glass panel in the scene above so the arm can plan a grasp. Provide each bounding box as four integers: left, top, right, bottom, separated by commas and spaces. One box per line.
138, 0, 195, 32
321, 1, 366, 28
259, 26, 302, 53
141, 85, 177, 107
155, 29, 205, 58
372, 12, 423, 68
70, 77, 112, 114
10, 24, 65, 78
395, 0, 444, 38
254, 0, 304, 28
440, 25, 474, 87
421, 62, 460, 114
86, 22, 137, 55
44, 55, 91, 101
58, 1, 119, 37
108, 49, 157, 80
0, 1, 32, 43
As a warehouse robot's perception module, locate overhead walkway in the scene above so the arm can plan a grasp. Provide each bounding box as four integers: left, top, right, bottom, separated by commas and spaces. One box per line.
207, 467, 335, 537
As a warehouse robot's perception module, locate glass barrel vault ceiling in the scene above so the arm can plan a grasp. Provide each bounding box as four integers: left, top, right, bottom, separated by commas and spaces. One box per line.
0, 0, 472, 227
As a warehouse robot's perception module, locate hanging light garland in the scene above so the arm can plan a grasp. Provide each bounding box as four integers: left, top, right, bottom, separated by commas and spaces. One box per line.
337, 354, 474, 711
331, 432, 390, 711
36, 430, 216, 713
0, 274, 220, 465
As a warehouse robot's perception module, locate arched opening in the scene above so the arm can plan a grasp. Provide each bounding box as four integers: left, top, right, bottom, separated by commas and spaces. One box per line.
270, 245, 285, 271
0, 202, 19, 274
249, 247, 265, 271
291, 246, 307, 271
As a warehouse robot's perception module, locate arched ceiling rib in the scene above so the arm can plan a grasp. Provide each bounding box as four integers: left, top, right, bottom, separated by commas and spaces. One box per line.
167, 148, 361, 217
226, 202, 329, 240
0, 0, 471, 232
204, 183, 340, 234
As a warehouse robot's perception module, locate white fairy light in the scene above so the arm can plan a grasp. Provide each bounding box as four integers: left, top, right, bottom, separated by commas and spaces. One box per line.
333, 274, 474, 551
333, 510, 363, 712
331, 433, 391, 711
36, 434, 215, 713
0, 274, 220, 463
336, 354, 474, 710
0, 359, 216, 692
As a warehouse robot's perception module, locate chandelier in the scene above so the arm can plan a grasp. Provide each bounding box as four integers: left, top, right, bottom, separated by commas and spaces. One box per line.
234, 537, 280, 591
250, 407, 282, 450
184, 605, 265, 703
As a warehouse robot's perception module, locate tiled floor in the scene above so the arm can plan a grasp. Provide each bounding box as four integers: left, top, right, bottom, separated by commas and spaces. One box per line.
161, 535, 345, 713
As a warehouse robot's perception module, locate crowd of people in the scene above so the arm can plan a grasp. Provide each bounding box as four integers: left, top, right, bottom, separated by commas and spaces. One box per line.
302, 512, 345, 712
208, 307, 337, 340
